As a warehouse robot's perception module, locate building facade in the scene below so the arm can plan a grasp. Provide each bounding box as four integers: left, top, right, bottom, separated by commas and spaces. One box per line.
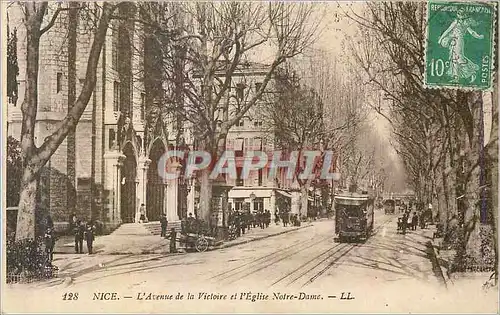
7, 4, 324, 232
7, 4, 189, 230
217, 64, 299, 217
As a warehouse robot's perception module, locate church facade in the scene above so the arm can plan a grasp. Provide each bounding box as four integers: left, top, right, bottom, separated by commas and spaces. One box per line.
7, 4, 192, 230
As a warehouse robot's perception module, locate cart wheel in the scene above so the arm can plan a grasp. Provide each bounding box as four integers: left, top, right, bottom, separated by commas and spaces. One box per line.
195, 236, 209, 252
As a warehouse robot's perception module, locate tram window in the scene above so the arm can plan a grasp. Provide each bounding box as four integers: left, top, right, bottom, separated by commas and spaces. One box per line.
339, 205, 361, 217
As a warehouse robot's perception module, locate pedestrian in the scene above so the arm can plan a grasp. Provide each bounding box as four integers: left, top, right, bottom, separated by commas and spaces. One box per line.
74, 220, 84, 253
282, 211, 289, 227
274, 209, 280, 225
210, 212, 218, 236
245, 212, 253, 231
258, 211, 265, 229
167, 228, 178, 253
85, 222, 95, 254
234, 212, 241, 237
44, 227, 55, 263
401, 212, 408, 235
69, 213, 77, 236
187, 212, 196, 233
411, 212, 418, 230
139, 203, 146, 223
426, 207, 433, 226
265, 210, 271, 228
46, 214, 54, 230
160, 213, 168, 237
240, 211, 246, 235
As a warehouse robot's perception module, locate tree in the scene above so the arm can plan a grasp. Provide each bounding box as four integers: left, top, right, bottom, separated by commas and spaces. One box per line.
264, 66, 324, 216
348, 2, 498, 275
7, 136, 22, 208
136, 2, 321, 223
13, 2, 117, 241
7, 16, 19, 105
265, 56, 370, 216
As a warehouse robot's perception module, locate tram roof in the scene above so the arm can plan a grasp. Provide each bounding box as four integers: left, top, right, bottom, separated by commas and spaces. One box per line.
334, 193, 373, 202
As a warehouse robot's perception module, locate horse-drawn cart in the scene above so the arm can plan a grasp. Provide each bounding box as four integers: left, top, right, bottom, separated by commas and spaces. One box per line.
179, 233, 222, 252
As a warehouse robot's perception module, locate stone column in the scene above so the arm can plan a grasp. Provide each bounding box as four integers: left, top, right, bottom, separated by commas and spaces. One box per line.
291, 190, 301, 215
104, 151, 125, 225
270, 190, 276, 221
187, 180, 196, 216
165, 165, 181, 222
135, 156, 151, 223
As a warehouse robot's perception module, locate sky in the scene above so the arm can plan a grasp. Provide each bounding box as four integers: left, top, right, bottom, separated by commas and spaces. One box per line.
310, 2, 407, 191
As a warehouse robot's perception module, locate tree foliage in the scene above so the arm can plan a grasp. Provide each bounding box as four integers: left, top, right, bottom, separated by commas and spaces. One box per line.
348, 2, 498, 276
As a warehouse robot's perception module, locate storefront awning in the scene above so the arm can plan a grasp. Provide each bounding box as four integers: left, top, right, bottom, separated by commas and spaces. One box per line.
276, 190, 292, 198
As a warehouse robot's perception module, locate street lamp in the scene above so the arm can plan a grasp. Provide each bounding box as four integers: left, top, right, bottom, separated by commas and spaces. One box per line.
250, 192, 256, 213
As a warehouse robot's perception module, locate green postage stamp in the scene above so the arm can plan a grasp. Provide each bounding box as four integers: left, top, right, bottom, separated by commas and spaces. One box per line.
424, 1, 496, 91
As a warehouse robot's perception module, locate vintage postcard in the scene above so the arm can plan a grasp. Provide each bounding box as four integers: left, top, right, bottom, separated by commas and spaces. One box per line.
2, 1, 499, 314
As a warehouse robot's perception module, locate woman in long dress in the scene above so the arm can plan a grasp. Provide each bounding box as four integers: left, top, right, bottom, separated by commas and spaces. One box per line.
438, 8, 484, 83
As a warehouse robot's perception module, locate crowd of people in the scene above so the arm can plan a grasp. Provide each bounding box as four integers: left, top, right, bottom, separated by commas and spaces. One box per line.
68, 214, 96, 255
228, 209, 273, 238
38, 213, 97, 269
397, 202, 433, 235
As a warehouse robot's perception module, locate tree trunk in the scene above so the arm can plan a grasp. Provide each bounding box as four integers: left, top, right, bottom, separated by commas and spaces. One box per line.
16, 3, 45, 241
15, 3, 114, 241
16, 171, 39, 240
487, 79, 498, 283
453, 91, 483, 271
198, 168, 212, 223
464, 92, 484, 268
321, 184, 329, 216
300, 184, 309, 218
67, 2, 78, 215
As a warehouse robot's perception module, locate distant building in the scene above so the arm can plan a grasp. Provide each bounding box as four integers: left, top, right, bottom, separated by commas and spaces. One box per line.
208, 63, 298, 217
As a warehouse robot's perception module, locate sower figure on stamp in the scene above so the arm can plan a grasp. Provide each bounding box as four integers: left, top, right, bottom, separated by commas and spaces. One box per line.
85, 222, 95, 254
160, 213, 168, 238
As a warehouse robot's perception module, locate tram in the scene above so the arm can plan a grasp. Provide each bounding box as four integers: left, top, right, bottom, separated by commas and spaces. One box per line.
383, 199, 396, 214
334, 192, 374, 242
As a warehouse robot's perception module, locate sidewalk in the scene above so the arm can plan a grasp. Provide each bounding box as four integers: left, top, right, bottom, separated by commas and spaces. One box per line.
428, 227, 496, 293
50, 222, 313, 276
54, 222, 312, 255
216, 222, 312, 249
53, 234, 169, 255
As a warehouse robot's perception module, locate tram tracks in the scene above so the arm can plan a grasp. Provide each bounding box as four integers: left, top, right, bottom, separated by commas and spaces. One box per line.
211, 233, 333, 286
209, 229, 316, 280
270, 242, 356, 288
269, 216, 395, 288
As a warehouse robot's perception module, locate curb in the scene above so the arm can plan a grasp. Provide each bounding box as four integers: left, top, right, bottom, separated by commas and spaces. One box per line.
215, 224, 313, 250
54, 224, 314, 255
427, 240, 450, 288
